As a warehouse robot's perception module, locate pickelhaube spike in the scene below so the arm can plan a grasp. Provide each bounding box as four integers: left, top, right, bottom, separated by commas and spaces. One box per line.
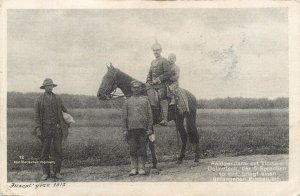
151, 39, 162, 50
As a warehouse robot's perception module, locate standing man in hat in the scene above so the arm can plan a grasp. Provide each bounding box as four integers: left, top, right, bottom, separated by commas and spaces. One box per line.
122, 80, 153, 176
146, 41, 172, 126
33, 78, 70, 181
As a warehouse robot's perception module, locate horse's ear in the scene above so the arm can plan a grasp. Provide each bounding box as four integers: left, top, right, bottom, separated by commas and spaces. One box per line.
110, 62, 115, 69
106, 63, 111, 70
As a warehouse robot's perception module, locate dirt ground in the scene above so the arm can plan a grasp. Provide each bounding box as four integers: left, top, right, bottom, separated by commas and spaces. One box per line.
8, 154, 288, 182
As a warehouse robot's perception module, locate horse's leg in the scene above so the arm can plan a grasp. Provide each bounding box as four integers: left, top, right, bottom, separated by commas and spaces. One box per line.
186, 110, 200, 162
176, 114, 187, 164
148, 140, 157, 169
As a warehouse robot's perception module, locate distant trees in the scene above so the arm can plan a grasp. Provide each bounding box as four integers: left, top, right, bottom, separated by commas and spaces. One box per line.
7, 92, 288, 109
197, 97, 288, 109
7, 92, 111, 109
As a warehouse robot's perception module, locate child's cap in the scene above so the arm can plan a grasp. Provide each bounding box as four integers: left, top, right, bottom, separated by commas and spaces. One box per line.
130, 80, 142, 87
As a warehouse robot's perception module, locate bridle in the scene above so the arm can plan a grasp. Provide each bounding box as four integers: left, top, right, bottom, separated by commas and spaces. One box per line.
102, 68, 125, 101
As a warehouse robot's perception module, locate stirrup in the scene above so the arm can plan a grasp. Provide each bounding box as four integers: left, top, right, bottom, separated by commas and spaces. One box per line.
159, 120, 168, 126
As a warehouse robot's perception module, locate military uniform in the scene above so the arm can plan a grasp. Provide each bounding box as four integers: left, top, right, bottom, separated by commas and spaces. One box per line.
146, 56, 171, 125
146, 56, 171, 99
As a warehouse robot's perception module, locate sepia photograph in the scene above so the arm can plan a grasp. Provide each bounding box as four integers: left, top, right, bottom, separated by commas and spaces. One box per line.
1, 1, 300, 196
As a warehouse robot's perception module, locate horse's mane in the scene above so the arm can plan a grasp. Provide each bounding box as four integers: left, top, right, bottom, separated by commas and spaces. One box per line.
114, 68, 146, 97
115, 68, 136, 84
115, 68, 150, 97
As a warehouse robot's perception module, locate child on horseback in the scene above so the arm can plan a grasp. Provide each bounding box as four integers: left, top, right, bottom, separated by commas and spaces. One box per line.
168, 53, 180, 106
168, 53, 190, 114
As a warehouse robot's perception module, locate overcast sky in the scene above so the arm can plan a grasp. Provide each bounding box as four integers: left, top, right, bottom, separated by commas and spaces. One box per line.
7, 8, 288, 99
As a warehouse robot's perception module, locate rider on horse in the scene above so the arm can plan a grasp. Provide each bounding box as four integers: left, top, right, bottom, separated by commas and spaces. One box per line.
168, 53, 179, 106
167, 53, 190, 114
146, 41, 172, 126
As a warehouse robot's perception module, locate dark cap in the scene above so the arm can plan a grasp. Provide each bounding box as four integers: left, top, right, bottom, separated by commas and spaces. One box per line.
130, 80, 142, 87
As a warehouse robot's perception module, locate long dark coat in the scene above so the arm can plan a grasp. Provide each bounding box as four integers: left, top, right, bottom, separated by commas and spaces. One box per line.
34, 93, 69, 140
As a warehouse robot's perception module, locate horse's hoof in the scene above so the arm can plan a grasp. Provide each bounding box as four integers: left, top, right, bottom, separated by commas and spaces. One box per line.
177, 160, 183, 164
150, 168, 160, 174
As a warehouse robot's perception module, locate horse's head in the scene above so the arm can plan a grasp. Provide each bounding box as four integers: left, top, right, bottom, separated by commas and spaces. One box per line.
97, 63, 118, 100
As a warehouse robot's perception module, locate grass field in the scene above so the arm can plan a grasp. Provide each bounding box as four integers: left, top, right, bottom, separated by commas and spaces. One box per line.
7, 108, 288, 171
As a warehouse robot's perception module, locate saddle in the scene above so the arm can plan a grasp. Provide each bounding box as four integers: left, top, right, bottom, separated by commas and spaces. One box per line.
171, 87, 190, 114
146, 86, 159, 108
146, 85, 189, 124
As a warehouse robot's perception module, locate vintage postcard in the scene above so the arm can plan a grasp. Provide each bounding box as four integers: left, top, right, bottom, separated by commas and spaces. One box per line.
1, 0, 300, 195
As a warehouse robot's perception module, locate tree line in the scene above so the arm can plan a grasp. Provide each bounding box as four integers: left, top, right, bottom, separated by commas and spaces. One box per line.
7, 92, 288, 109
197, 97, 288, 109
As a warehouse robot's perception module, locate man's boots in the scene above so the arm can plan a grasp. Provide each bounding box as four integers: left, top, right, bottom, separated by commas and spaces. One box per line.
129, 156, 138, 176
138, 156, 146, 175
159, 100, 169, 126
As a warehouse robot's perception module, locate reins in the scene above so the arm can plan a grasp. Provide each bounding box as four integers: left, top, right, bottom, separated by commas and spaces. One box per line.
110, 88, 125, 100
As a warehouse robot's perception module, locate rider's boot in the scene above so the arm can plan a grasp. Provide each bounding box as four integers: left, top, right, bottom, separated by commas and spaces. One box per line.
159, 100, 169, 126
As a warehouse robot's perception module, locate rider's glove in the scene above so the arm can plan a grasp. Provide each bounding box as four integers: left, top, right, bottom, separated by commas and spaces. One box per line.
153, 78, 161, 84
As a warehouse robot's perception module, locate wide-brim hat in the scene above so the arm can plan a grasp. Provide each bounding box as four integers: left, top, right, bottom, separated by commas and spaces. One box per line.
40, 78, 57, 89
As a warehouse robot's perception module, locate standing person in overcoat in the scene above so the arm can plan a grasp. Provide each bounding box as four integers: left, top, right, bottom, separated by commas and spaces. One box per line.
122, 81, 153, 176
33, 78, 70, 181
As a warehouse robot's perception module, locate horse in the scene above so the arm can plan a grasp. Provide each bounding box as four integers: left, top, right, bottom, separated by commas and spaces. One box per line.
97, 64, 200, 167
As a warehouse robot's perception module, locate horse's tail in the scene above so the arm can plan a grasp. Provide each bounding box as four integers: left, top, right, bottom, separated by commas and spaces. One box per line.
181, 88, 199, 144
181, 89, 197, 113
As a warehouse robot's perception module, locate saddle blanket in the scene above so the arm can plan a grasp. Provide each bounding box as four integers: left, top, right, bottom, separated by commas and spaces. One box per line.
175, 87, 190, 114
146, 86, 189, 114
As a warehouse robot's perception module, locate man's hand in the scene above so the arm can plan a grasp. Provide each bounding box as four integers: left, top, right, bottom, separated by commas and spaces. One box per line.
123, 130, 128, 141
146, 129, 153, 136
153, 78, 161, 85
149, 134, 155, 142
32, 127, 42, 138
36, 128, 42, 138
145, 83, 152, 88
